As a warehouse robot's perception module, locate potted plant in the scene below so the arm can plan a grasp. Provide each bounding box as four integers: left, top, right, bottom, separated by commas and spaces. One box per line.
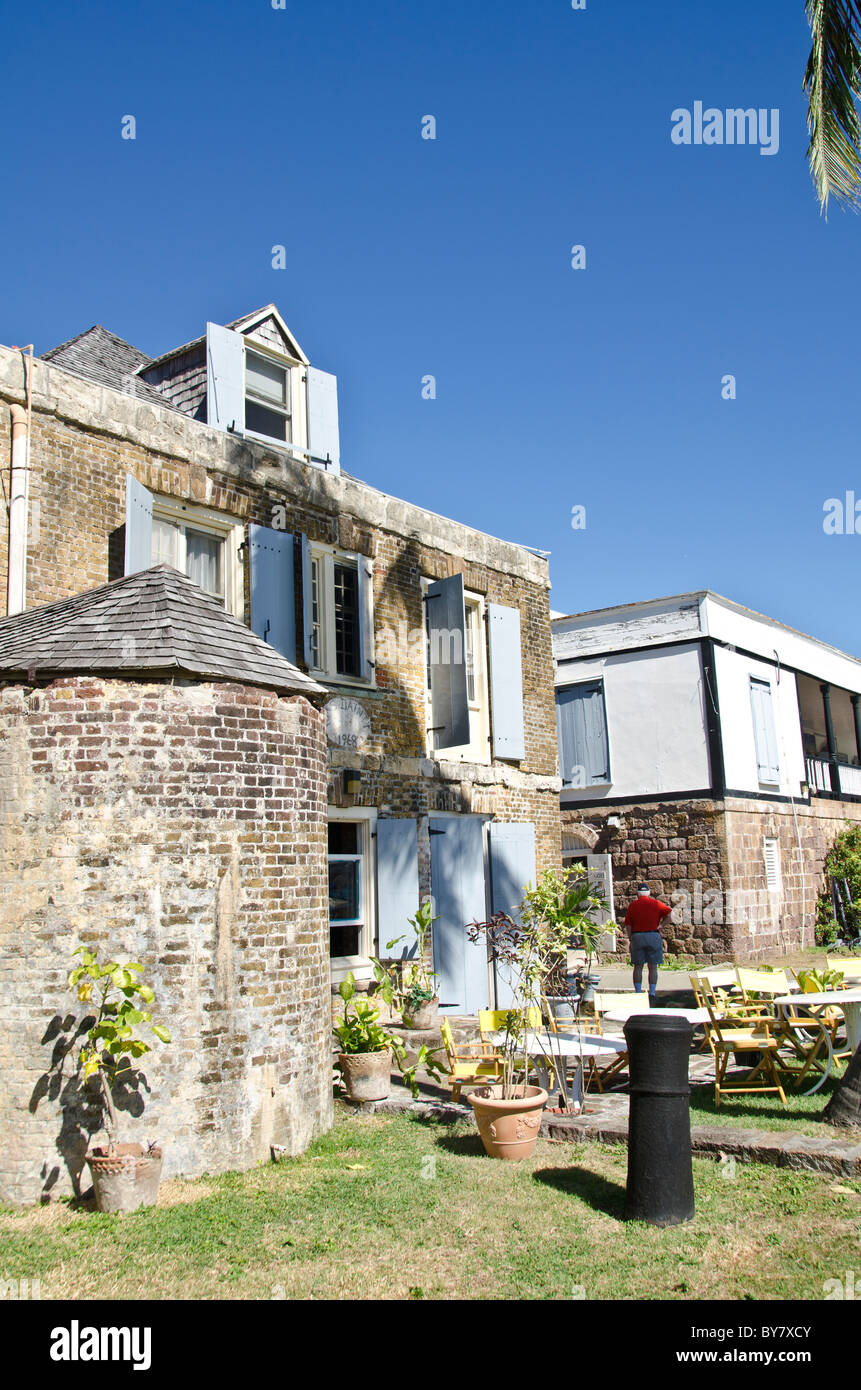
68, 947, 171, 1213
333, 972, 443, 1103
380, 901, 441, 1030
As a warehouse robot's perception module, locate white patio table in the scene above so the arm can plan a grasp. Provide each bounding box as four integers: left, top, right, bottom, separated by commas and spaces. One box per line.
773, 988, 861, 1056
486, 1029, 627, 1110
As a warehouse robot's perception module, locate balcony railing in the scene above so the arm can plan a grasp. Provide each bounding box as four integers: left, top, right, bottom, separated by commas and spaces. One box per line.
806, 755, 861, 799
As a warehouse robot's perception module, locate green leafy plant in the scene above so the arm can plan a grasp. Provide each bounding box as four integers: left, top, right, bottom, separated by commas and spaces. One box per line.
797, 967, 845, 992
68, 947, 171, 1153
333, 973, 443, 1099
817, 823, 861, 940
371, 901, 440, 1014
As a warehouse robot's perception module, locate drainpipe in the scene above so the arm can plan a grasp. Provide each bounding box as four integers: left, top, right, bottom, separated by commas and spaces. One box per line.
820, 683, 840, 796
7, 345, 33, 616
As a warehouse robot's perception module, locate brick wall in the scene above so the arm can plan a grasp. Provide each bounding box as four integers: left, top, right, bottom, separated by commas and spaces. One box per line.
723, 796, 861, 960
0, 348, 562, 889
0, 675, 332, 1206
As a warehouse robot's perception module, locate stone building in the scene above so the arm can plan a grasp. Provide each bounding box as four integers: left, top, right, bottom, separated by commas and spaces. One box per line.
0, 305, 560, 1047
0, 565, 331, 1205
553, 591, 861, 962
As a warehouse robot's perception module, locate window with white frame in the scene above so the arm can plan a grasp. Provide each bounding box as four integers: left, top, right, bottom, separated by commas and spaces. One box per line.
244, 348, 292, 443
306, 543, 372, 683
423, 586, 490, 763
327, 813, 376, 977
150, 497, 243, 616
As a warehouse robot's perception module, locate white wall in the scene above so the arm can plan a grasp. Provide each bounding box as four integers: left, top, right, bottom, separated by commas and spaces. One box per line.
713, 646, 806, 798
557, 643, 710, 801
703, 595, 861, 694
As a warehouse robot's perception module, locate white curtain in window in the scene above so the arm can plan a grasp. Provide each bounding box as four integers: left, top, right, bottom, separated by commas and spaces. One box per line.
186, 528, 222, 596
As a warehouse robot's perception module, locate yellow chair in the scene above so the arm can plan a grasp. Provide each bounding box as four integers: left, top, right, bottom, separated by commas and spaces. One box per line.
691, 970, 771, 1028
478, 1006, 542, 1038
439, 1019, 502, 1102
827, 956, 861, 985
703, 1004, 787, 1107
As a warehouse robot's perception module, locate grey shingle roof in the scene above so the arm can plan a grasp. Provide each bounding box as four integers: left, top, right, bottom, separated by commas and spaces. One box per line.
0, 565, 327, 700
40, 326, 173, 409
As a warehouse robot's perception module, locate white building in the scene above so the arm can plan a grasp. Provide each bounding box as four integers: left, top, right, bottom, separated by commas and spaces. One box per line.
553, 592, 861, 961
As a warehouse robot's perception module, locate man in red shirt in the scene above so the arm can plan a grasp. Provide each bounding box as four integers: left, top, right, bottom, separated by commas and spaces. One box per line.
624, 883, 672, 1002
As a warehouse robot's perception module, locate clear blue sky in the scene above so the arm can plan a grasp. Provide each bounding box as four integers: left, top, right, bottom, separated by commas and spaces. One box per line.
3, 1, 859, 652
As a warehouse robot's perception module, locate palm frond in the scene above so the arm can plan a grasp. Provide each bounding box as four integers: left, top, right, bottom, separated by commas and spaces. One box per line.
804, 0, 861, 215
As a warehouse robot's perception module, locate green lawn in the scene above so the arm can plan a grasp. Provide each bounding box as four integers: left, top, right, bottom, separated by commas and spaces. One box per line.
688, 1064, 855, 1135
2, 1108, 859, 1301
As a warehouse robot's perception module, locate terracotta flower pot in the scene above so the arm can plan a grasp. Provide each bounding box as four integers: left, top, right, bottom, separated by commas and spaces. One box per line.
85, 1143, 163, 1214
338, 1048, 392, 1102
468, 1084, 548, 1160
402, 998, 439, 1031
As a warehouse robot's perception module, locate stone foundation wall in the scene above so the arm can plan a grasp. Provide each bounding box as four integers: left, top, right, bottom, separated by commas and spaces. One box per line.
0, 675, 332, 1206
562, 795, 861, 964
562, 800, 734, 961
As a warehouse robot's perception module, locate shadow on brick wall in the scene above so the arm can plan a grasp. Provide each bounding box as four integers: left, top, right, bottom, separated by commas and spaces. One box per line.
29, 1012, 151, 1202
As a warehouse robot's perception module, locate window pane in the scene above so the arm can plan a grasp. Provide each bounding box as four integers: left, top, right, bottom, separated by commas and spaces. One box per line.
245, 399, 289, 441
186, 528, 223, 598
330, 923, 361, 957
329, 860, 360, 921
334, 562, 360, 677
152, 516, 180, 568
310, 557, 321, 668
246, 352, 288, 406
328, 822, 358, 854
465, 605, 476, 704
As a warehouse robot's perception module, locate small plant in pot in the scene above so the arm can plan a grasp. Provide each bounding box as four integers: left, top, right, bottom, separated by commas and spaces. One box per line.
333, 972, 443, 1103
381, 901, 441, 1030
68, 947, 171, 1214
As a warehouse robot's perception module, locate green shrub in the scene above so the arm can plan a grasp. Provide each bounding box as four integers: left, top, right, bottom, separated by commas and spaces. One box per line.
816, 823, 861, 940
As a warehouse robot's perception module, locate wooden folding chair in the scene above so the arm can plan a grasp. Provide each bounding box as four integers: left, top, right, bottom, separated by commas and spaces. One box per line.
703, 1005, 787, 1107
439, 1019, 503, 1102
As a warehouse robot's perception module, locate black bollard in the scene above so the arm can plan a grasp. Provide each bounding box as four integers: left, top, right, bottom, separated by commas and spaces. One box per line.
623, 1014, 695, 1227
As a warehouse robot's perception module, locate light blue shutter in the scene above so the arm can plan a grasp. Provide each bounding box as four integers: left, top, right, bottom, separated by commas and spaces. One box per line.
306, 367, 341, 473
300, 534, 314, 666
429, 816, 489, 1014
426, 574, 469, 749
556, 682, 610, 785
376, 819, 420, 951
750, 679, 780, 784
249, 524, 296, 660
487, 604, 525, 760
206, 323, 244, 432
358, 559, 375, 682
488, 822, 536, 1007
124, 475, 153, 575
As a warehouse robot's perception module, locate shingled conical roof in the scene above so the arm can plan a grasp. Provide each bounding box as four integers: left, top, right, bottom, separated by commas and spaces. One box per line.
0, 565, 326, 699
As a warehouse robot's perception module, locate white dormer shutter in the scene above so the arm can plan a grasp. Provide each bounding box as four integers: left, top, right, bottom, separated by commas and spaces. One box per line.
306, 367, 341, 473
206, 323, 245, 432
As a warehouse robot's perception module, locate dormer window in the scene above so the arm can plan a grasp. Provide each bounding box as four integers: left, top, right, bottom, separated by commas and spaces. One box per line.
244, 350, 292, 443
